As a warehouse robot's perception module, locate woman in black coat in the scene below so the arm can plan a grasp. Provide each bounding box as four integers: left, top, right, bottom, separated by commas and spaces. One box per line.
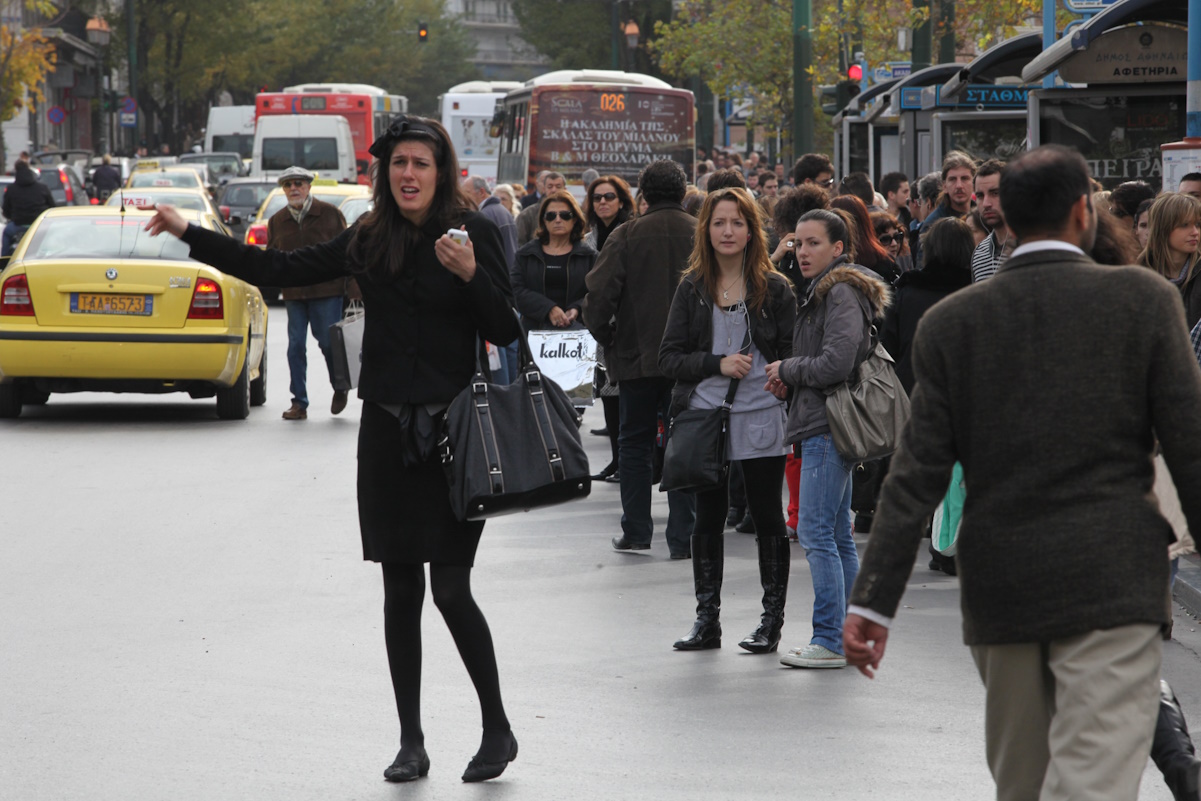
658, 187, 796, 654
510, 189, 596, 331
880, 217, 973, 394
146, 116, 523, 784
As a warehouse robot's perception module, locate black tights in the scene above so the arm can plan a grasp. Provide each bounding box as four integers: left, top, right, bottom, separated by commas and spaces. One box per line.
695, 456, 787, 540
381, 562, 510, 760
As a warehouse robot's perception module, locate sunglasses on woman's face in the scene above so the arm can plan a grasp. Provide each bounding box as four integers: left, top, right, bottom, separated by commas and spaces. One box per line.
544, 210, 574, 221
592, 192, 617, 203
878, 233, 906, 245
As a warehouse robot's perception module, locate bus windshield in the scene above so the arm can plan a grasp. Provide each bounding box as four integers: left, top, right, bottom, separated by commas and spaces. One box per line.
212, 134, 254, 159
261, 138, 339, 172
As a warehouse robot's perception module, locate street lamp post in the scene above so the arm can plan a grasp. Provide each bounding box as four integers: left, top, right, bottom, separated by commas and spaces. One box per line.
623, 20, 640, 72
85, 16, 111, 154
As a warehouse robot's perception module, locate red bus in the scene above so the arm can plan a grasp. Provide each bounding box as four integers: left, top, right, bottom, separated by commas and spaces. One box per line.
255, 83, 408, 184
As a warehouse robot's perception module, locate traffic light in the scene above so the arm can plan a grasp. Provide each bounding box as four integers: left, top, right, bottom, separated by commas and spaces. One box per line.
836, 80, 861, 111
417, 22, 429, 43
820, 84, 840, 116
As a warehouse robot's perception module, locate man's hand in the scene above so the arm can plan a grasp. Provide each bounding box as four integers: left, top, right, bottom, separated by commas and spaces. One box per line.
144, 204, 189, 239
843, 613, 889, 679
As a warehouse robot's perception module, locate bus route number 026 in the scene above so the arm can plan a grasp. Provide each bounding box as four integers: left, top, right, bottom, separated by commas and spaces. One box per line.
600, 93, 626, 113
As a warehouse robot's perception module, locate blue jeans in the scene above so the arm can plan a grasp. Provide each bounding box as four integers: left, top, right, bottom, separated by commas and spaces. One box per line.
798, 433, 859, 653
285, 297, 343, 408
618, 377, 695, 554
2, 221, 29, 256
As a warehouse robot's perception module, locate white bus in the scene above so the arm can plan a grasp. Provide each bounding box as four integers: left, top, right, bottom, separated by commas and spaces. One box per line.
439, 81, 522, 186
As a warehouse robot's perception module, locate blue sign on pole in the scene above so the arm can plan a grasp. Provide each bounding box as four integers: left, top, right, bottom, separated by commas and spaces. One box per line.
120, 96, 137, 114
46, 106, 66, 125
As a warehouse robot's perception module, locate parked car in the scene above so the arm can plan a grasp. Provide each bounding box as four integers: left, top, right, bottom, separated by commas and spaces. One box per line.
215, 178, 276, 237
36, 164, 90, 206
179, 152, 245, 183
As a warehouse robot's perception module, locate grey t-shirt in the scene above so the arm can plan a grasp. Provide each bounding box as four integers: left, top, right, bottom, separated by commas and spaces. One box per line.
690, 301, 788, 461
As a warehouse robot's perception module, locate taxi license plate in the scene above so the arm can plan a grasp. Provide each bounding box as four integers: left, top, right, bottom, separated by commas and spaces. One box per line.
70, 293, 153, 316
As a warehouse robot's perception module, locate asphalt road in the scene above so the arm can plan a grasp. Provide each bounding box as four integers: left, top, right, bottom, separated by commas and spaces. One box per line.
3, 310, 1199, 800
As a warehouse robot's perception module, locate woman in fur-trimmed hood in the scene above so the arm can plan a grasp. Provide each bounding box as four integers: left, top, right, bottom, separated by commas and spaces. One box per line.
765, 208, 892, 670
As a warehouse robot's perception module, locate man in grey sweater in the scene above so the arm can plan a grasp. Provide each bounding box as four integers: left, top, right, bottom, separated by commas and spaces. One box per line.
843, 145, 1201, 801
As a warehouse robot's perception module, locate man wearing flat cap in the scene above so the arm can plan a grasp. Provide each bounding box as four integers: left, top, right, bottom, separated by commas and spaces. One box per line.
267, 166, 349, 420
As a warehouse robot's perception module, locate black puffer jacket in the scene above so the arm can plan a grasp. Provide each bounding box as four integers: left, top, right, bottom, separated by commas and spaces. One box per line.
659, 271, 796, 417
2, 162, 55, 225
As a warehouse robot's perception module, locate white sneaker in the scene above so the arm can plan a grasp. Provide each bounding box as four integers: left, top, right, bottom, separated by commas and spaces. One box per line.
779, 643, 847, 669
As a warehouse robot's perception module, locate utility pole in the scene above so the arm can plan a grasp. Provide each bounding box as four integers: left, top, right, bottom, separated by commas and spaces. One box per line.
791, 0, 813, 160
610, 0, 620, 70
127, 0, 137, 148
911, 0, 932, 72
938, 0, 955, 65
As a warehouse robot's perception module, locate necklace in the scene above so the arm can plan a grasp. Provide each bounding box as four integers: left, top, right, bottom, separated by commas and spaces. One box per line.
719, 270, 743, 301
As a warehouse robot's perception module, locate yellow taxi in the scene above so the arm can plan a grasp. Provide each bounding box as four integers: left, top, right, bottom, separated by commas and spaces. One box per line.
243, 181, 370, 246
0, 207, 267, 419
125, 166, 208, 191
105, 187, 229, 228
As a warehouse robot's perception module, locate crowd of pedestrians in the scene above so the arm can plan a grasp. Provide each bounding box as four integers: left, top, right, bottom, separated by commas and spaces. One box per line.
134, 116, 1201, 799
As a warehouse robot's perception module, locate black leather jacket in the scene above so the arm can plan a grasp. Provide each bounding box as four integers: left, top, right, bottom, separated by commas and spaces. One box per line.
659, 271, 796, 417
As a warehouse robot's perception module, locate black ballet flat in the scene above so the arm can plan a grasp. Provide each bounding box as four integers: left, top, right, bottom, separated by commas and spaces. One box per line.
461, 734, 518, 782
383, 748, 430, 782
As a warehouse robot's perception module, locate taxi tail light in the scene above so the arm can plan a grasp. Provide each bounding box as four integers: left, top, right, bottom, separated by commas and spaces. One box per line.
187, 278, 224, 319
1, 274, 35, 316
219, 205, 231, 221
61, 169, 74, 203
89, 197, 100, 205
246, 224, 268, 246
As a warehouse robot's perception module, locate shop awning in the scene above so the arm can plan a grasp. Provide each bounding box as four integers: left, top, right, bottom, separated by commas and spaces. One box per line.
942, 32, 1044, 100
1021, 0, 1189, 83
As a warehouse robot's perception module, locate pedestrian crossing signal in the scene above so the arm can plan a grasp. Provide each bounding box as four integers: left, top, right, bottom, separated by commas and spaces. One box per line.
418, 22, 429, 42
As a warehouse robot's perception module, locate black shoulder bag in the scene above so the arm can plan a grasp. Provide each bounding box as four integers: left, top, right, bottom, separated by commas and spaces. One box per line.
659, 376, 740, 494
439, 330, 591, 521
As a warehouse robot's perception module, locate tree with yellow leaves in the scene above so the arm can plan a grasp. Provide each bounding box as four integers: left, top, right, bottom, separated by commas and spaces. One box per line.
0, 1, 58, 168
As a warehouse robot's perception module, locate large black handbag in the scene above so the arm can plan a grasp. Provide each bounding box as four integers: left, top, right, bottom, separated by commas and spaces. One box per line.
439, 333, 591, 521
659, 378, 739, 493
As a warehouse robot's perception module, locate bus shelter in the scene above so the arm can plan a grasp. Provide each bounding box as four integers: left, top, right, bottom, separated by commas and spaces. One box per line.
1021, 0, 1188, 190
864, 64, 962, 181
832, 79, 898, 186
922, 32, 1044, 165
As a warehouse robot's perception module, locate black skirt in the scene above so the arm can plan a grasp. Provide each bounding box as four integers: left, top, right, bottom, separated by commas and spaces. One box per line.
357, 401, 484, 565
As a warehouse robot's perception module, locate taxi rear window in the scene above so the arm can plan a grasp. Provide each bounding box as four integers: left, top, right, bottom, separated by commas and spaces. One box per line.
23, 217, 196, 261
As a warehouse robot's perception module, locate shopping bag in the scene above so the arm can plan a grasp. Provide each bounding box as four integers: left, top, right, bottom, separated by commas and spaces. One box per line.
931, 462, 965, 556
525, 328, 597, 406
329, 301, 364, 391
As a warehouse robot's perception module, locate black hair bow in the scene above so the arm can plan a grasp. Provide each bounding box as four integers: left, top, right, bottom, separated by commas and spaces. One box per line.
368, 116, 440, 159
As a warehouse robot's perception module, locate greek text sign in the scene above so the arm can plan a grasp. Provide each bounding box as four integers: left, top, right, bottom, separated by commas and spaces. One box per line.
1059, 25, 1187, 85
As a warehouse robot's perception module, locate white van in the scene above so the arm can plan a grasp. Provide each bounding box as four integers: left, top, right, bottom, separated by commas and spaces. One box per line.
251, 115, 356, 184
204, 106, 256, 158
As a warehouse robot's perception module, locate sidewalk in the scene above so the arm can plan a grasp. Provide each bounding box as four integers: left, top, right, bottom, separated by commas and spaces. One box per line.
1175, 551, 1201, 619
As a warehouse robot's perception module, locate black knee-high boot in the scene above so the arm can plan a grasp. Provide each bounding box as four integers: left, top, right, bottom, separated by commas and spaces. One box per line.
673, 534, 723, 650
1152, 679, 1201, 801
740, 535, 791, 653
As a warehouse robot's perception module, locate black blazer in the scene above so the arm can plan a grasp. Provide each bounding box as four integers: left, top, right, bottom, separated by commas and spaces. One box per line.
181, 211, 520, 406
510, 238, 597, 330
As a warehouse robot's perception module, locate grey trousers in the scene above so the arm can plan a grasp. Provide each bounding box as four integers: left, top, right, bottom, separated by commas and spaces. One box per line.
971, 623, 1162, 801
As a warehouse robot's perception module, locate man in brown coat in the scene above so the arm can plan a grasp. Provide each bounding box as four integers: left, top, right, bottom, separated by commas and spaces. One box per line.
843, 146, 1201, 800
583, 159, 696, 559
267, 166, 349, 420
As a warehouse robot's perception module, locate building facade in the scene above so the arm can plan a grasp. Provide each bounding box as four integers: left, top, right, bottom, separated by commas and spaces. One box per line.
444, 0, 547, 82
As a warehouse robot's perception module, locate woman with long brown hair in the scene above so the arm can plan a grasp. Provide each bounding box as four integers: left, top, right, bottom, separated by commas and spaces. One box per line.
1139, 192, 1201, 328
144, 115, 523, 783
658, 187, 796, 652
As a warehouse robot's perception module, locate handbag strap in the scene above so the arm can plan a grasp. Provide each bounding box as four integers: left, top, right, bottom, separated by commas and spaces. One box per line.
526, 368, 566, 482
471, 378, 505, 495
721, 313, 752, 411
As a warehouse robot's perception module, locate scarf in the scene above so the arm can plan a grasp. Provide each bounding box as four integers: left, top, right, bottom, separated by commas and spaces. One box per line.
288, 194, 313, 226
